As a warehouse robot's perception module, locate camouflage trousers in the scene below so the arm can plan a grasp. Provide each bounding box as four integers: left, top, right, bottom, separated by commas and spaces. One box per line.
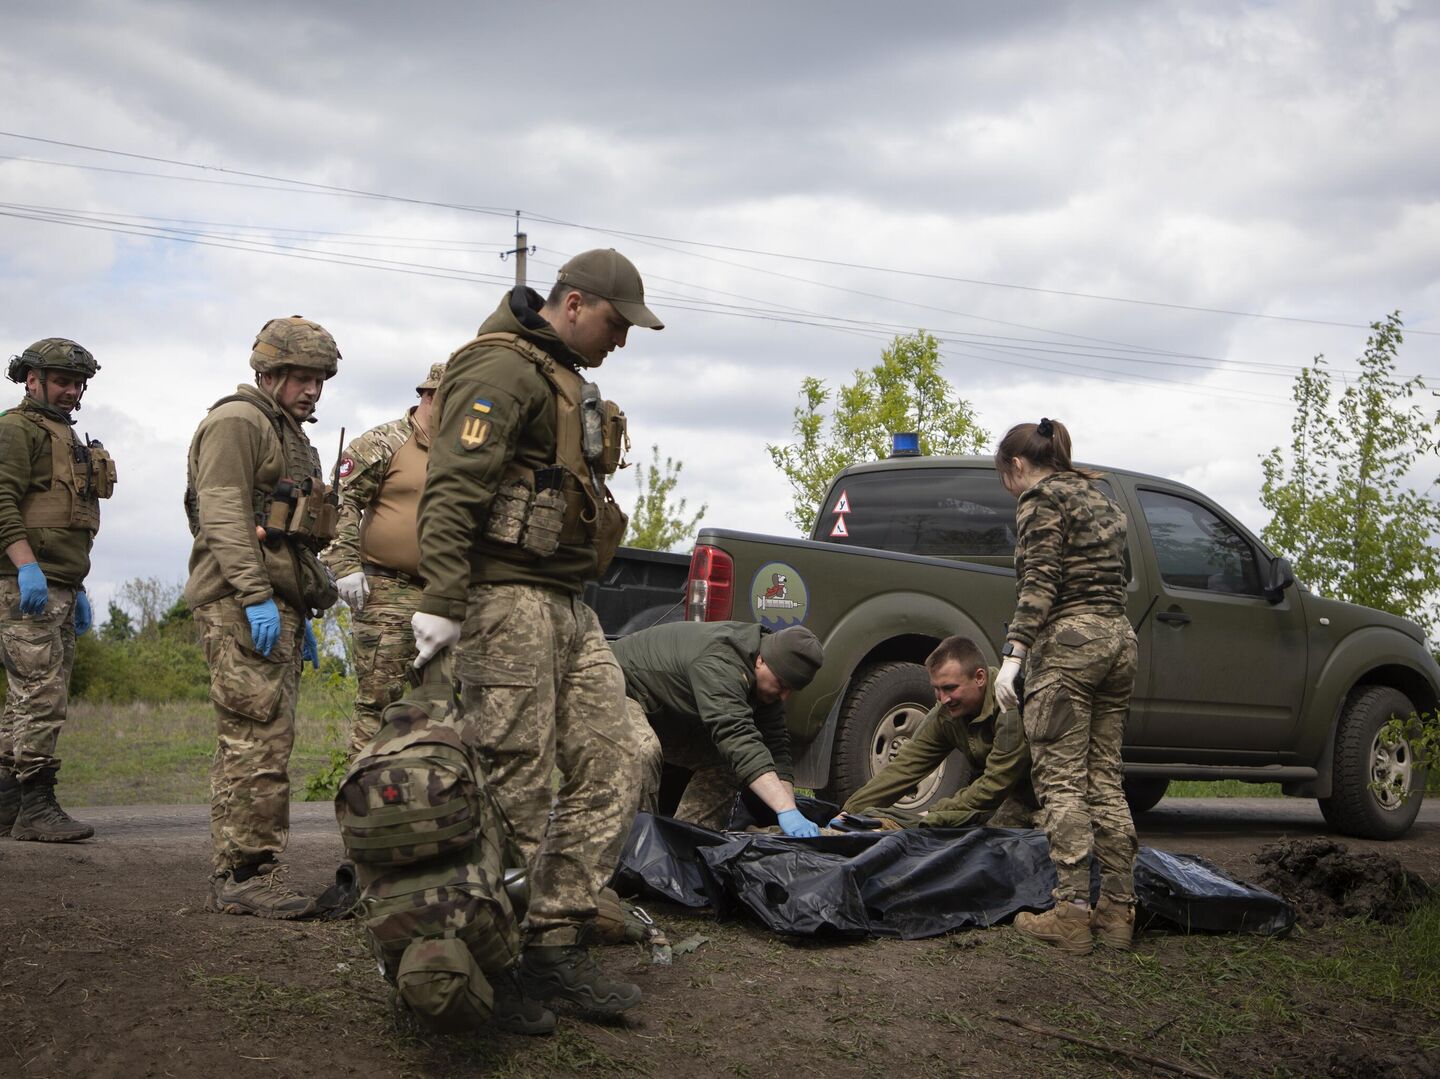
0, 578, 77, 780
349, 574, 429, 757
627, 699, 737, 830
454, 583, 656, 947
1022, 612, 1139, 905
193, 595, 304, 873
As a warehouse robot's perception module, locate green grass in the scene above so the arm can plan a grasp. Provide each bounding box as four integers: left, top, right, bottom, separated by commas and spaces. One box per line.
1167, 780, 1284, 798
60, 672, 353, 806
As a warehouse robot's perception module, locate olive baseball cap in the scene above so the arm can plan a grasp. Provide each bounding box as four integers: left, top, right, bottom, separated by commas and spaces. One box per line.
416, 362, 446, 392
760, 626, 824, 692
555, 248, 664, 330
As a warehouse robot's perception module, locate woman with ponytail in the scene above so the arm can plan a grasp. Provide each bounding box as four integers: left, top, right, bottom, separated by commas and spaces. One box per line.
993, 418, 1138, 955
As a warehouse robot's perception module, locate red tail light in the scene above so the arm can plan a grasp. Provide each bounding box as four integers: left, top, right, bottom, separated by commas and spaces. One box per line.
685, 544, 733, 621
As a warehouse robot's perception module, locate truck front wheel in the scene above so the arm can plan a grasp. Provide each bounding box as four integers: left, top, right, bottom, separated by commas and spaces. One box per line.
826, 662, 970, 813
1318, 686, 1426, 840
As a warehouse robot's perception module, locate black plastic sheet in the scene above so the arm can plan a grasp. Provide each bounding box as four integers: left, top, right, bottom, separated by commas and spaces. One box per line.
614, 813, 1295, 940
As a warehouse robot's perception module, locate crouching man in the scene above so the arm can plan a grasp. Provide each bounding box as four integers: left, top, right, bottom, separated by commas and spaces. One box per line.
835, 635, 1039, 830
613, 621, 825, 837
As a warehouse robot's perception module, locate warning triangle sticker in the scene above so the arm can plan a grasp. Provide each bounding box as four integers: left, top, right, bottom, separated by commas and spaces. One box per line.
833, 490, 850, 514
830, 516, 850, 538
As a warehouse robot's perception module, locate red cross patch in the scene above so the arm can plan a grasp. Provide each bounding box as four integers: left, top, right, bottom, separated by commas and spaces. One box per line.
380, 784, 403, 804
338, 456, 355, 478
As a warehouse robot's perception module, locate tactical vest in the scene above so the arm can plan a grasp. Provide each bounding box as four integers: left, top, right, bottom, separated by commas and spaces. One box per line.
466, 332, 630, 571
17, 408, 116, 533
183, 391, 337, 551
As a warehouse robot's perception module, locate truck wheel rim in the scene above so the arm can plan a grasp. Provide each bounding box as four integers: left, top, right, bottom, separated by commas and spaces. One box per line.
1370, 730, 1414, 812
871, 702, 942, 808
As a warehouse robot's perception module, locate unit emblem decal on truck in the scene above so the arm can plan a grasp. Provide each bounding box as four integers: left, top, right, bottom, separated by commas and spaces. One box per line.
751, 562, 809, 628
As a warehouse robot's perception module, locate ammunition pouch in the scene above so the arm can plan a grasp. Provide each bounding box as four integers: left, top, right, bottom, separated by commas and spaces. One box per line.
479, 479, 568, 560
17, 412, 116, 533
263, 478, 338, 551
297, 550, 339, 614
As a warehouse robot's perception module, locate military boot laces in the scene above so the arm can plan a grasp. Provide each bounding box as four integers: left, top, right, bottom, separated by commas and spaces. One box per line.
491, 971, 557, 1036
11, 768, 94, 843
209, 861, 316, 919
518, 944, 642, 1015
1014, 901, 1094, 955
1090, 897, 1136, 950
0, 770, 20, 836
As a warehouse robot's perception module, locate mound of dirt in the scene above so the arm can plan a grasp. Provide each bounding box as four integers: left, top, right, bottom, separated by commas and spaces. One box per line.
1256, 838, 1432, 927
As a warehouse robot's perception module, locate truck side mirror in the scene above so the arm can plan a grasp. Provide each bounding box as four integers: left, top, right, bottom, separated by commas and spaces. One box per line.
1264, 557, 1295, 604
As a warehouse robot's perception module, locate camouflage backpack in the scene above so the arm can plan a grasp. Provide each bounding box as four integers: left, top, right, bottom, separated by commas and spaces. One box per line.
334, 662, 521, 1032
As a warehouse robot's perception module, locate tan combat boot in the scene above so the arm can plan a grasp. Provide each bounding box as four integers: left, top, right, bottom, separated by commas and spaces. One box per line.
1090, 897, 1136, 949
1014, 901, 1093, 955
208, 860, 316, 919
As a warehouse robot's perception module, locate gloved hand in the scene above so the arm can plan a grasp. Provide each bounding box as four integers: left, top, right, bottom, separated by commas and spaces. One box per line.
302, 621, 320, 669
73, 591, 92, 636
245, 598, 281, 656
996, 654, 1023, 712
336, 570, 369, 613
412, 612, 462, 667
829, 815, 846, 827
17, 562, 48, 614
777, 808, 820, 838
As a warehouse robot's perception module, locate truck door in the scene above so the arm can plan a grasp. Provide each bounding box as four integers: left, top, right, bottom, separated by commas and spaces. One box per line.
1130, 487, 1308, 758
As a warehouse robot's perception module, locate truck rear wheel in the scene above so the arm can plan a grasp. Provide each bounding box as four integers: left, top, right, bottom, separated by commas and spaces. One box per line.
1318, 686, 1426, 840
1122, 777, 1169, 815
826, 662, 970, 813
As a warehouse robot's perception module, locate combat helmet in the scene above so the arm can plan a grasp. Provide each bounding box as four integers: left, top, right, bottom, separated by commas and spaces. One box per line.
7, 338, 100, 384
249, 316, 340, 379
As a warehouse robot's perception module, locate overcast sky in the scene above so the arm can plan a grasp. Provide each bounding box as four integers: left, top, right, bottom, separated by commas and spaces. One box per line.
2, 0, 1437, 618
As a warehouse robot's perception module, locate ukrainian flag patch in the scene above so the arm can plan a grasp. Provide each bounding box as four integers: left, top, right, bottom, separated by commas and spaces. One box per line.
472, 398, 493, 414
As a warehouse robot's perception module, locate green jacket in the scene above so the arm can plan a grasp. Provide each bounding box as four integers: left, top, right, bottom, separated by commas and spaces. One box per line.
184, 384, 323, 611
611, 621, 794, 788
0, 398, 96, 586
841, 668, 1035, 828
418, 289, 610, 619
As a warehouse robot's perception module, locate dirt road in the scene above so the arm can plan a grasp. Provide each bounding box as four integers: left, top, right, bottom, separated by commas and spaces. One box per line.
2, 799, 1436, 1078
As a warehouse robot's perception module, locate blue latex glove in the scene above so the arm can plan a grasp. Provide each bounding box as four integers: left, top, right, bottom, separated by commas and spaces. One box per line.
302, 621, 319, 669
17, 562, 48, 614
245, 598, 281, 656
73, 591, 92, 636
829, 815, 846, 827
778, 808, 821, 838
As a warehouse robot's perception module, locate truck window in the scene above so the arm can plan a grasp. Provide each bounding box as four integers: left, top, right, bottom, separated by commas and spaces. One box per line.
1136, 489, 1262, 595
817, 469, 1015, 557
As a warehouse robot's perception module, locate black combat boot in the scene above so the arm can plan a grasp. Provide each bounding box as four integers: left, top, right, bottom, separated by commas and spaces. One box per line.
490, 970, 557, 1036
11, 767, 94, 842
518, 944, 642, 1015
0, 769, 20, 836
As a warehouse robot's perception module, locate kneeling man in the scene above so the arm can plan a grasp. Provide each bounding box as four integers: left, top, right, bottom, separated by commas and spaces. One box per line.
613, 621, 824, 837
837, 635, 1039, 829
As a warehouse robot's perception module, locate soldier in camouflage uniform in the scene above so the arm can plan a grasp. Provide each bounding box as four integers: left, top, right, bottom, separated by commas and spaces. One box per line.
323, 363, 447, 756
185, 316, 342, 919
613, 621, 824, 836
994, 418, 1138, 954
0, 339, 114, 842
835, 635, 1039, 830
413, 249, 663, 1017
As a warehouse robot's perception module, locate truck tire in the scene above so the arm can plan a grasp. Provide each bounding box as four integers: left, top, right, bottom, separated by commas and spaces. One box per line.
1317, 686, 1426, 840
1122, 777, 1169, 815
826, 662, 970, 812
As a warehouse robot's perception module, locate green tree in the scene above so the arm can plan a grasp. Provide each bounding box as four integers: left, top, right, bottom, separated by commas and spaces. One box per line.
1260, 312, 1440, 636
626, 444, 708, 552
766, 330, 988, 533
100, 602, 135, 642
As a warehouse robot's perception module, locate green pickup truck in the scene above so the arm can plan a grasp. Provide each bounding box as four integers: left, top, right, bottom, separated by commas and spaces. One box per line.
677, 454, 1439, 839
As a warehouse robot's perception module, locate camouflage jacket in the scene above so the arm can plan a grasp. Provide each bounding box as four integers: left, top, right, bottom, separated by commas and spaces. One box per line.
611, 621, 793, 788
0, 398, 96, 586
418, 289, 614, 619
1008, 470, 1128, 649
841, 669, 1035, 826
322, 408, 420, 579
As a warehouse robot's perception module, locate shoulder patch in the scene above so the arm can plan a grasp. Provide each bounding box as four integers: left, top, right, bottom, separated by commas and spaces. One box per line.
471, 398, 493, 414
458, 416, 491, 450
337, 456, 355, 478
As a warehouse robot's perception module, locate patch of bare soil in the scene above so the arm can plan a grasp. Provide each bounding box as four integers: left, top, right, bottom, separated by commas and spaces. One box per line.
1255, 838, 1432, 927
2, 808, 1439, 1078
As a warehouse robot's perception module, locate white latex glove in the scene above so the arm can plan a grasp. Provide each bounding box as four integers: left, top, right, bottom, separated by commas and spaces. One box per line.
996, 654, 1024, 712
336, 570, 370, 613
412, 611, 462, 667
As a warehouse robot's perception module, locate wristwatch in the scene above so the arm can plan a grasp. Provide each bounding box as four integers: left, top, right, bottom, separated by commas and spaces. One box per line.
1001, 641, 1021, 658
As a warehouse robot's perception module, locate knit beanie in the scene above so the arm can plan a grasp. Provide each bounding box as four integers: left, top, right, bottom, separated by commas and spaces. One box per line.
759, 626, 824, 691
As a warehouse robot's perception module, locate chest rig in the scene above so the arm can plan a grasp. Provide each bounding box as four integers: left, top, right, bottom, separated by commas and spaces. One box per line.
184, 392, 337, 551
17, 408, 116, 533
467, 333, 629, 566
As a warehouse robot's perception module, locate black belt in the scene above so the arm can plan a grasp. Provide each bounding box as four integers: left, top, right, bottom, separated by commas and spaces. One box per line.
361, 562, 427, 588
